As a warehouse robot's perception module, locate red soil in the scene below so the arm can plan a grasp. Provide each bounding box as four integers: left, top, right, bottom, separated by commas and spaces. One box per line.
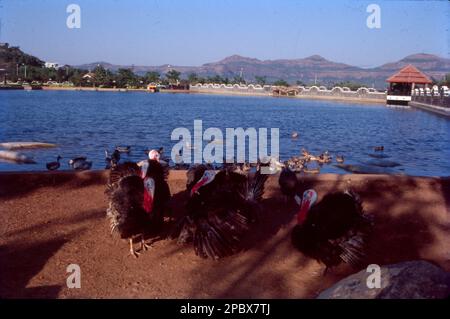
0, 170, 449, 298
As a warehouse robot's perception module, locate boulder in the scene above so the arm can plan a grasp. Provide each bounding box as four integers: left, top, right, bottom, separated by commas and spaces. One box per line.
317, 260, 450, 299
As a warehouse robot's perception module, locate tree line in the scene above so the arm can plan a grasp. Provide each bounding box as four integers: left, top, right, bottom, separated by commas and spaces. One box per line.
4, 63, 450, 89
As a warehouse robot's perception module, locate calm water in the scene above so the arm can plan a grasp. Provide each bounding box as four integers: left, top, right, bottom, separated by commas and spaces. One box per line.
1, 90, 449, 176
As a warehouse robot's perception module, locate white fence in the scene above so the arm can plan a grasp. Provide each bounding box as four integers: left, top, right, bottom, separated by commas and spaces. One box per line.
190, 83, 386, 101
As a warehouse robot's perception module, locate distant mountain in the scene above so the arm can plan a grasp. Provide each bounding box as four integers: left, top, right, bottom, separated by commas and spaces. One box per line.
2, 44, 447, 89
75, 53, 450, 89
378, 54, 450, 72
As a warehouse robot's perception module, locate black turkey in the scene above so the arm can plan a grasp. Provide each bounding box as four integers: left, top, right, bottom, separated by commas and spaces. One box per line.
105, 149, 170, 257
172, 165, 268, 259
291, 189, 372, 271
185, 163, 216, 192
278, 166, 299, 202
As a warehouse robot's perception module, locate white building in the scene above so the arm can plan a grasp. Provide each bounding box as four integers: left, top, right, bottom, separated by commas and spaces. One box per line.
45, 62, 60, 69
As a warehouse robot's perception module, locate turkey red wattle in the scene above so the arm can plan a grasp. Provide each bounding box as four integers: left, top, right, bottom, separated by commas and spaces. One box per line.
297, 189, 317, 225
190, 170, 216, 196
143, 177, 155, 214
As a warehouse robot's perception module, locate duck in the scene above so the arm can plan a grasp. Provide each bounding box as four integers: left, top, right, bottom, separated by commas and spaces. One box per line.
317, 152, 332, 164
105, 149, 121, 169
254, 156, 285, 174
336, 155, 345, 163
116, 146, 131, 153
286, 157, 305, 172
373, 146, 384, 152
291, 189, 372, 271
46, 155, 62, 171
69, 156, 87, 167
301, 148, 309, 155
73, 160, 92, 170
301, 148, 311, 158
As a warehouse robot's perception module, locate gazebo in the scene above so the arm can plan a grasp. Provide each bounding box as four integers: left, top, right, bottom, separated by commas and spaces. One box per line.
386, 65, 432, 105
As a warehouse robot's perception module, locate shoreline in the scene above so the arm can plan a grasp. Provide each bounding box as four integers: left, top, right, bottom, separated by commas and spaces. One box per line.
1, 170, 449, 298
6, 85, 450, 117
279, 92, 386, 105
410, 101, 450, 118
34, 85, 388, 105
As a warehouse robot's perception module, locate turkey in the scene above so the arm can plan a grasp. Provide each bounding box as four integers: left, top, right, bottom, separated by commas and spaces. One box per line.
278, 166, 299, 203
186, 163, 216, 192
105, 149, 171, 257
291, 189, 372, 271
172, 164, 268, 259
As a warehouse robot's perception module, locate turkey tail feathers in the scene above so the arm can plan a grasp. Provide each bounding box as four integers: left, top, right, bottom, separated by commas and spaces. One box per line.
193, 211, 250, 259
247, 169, 269, 202
106, 162, 140, 196
338, 234, 366, 267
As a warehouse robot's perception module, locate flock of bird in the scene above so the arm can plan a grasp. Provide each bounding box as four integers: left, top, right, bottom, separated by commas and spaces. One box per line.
45, 146, 133, 171
103, 147, 374, 273
43, 139, 377, 271
283, 148, 344, 174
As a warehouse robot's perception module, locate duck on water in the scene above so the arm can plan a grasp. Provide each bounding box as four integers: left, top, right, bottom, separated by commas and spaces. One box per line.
105, 149, 121, 169
69, 156, 92, 170
46, 155, 62, 171
116, 146, 131, 153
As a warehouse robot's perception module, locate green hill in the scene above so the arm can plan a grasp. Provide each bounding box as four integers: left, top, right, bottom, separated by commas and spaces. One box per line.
0, 43, 44, 77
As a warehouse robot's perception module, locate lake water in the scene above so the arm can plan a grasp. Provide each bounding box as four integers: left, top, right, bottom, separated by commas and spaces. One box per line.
1, 90, 449, 176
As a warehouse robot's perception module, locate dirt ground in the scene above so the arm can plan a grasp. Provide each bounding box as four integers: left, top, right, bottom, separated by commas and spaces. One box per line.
0, 170, 449, 299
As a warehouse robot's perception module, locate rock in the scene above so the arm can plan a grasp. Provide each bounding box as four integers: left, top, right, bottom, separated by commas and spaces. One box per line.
0, 142, 56, 150
0, 150, 36, 164
317, 260, 450, 299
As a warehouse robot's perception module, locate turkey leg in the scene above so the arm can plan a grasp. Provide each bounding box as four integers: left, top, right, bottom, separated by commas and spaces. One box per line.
129, 238, 140, 258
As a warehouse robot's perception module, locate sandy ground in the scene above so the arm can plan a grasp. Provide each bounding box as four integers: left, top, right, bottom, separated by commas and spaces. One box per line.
0, 170, 449, 299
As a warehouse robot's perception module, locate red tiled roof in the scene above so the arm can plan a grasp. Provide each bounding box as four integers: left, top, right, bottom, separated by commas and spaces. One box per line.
386, 65, 432, 84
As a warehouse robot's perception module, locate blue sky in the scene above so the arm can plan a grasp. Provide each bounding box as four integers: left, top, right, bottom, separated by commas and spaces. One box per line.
0, 0, 448, 67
